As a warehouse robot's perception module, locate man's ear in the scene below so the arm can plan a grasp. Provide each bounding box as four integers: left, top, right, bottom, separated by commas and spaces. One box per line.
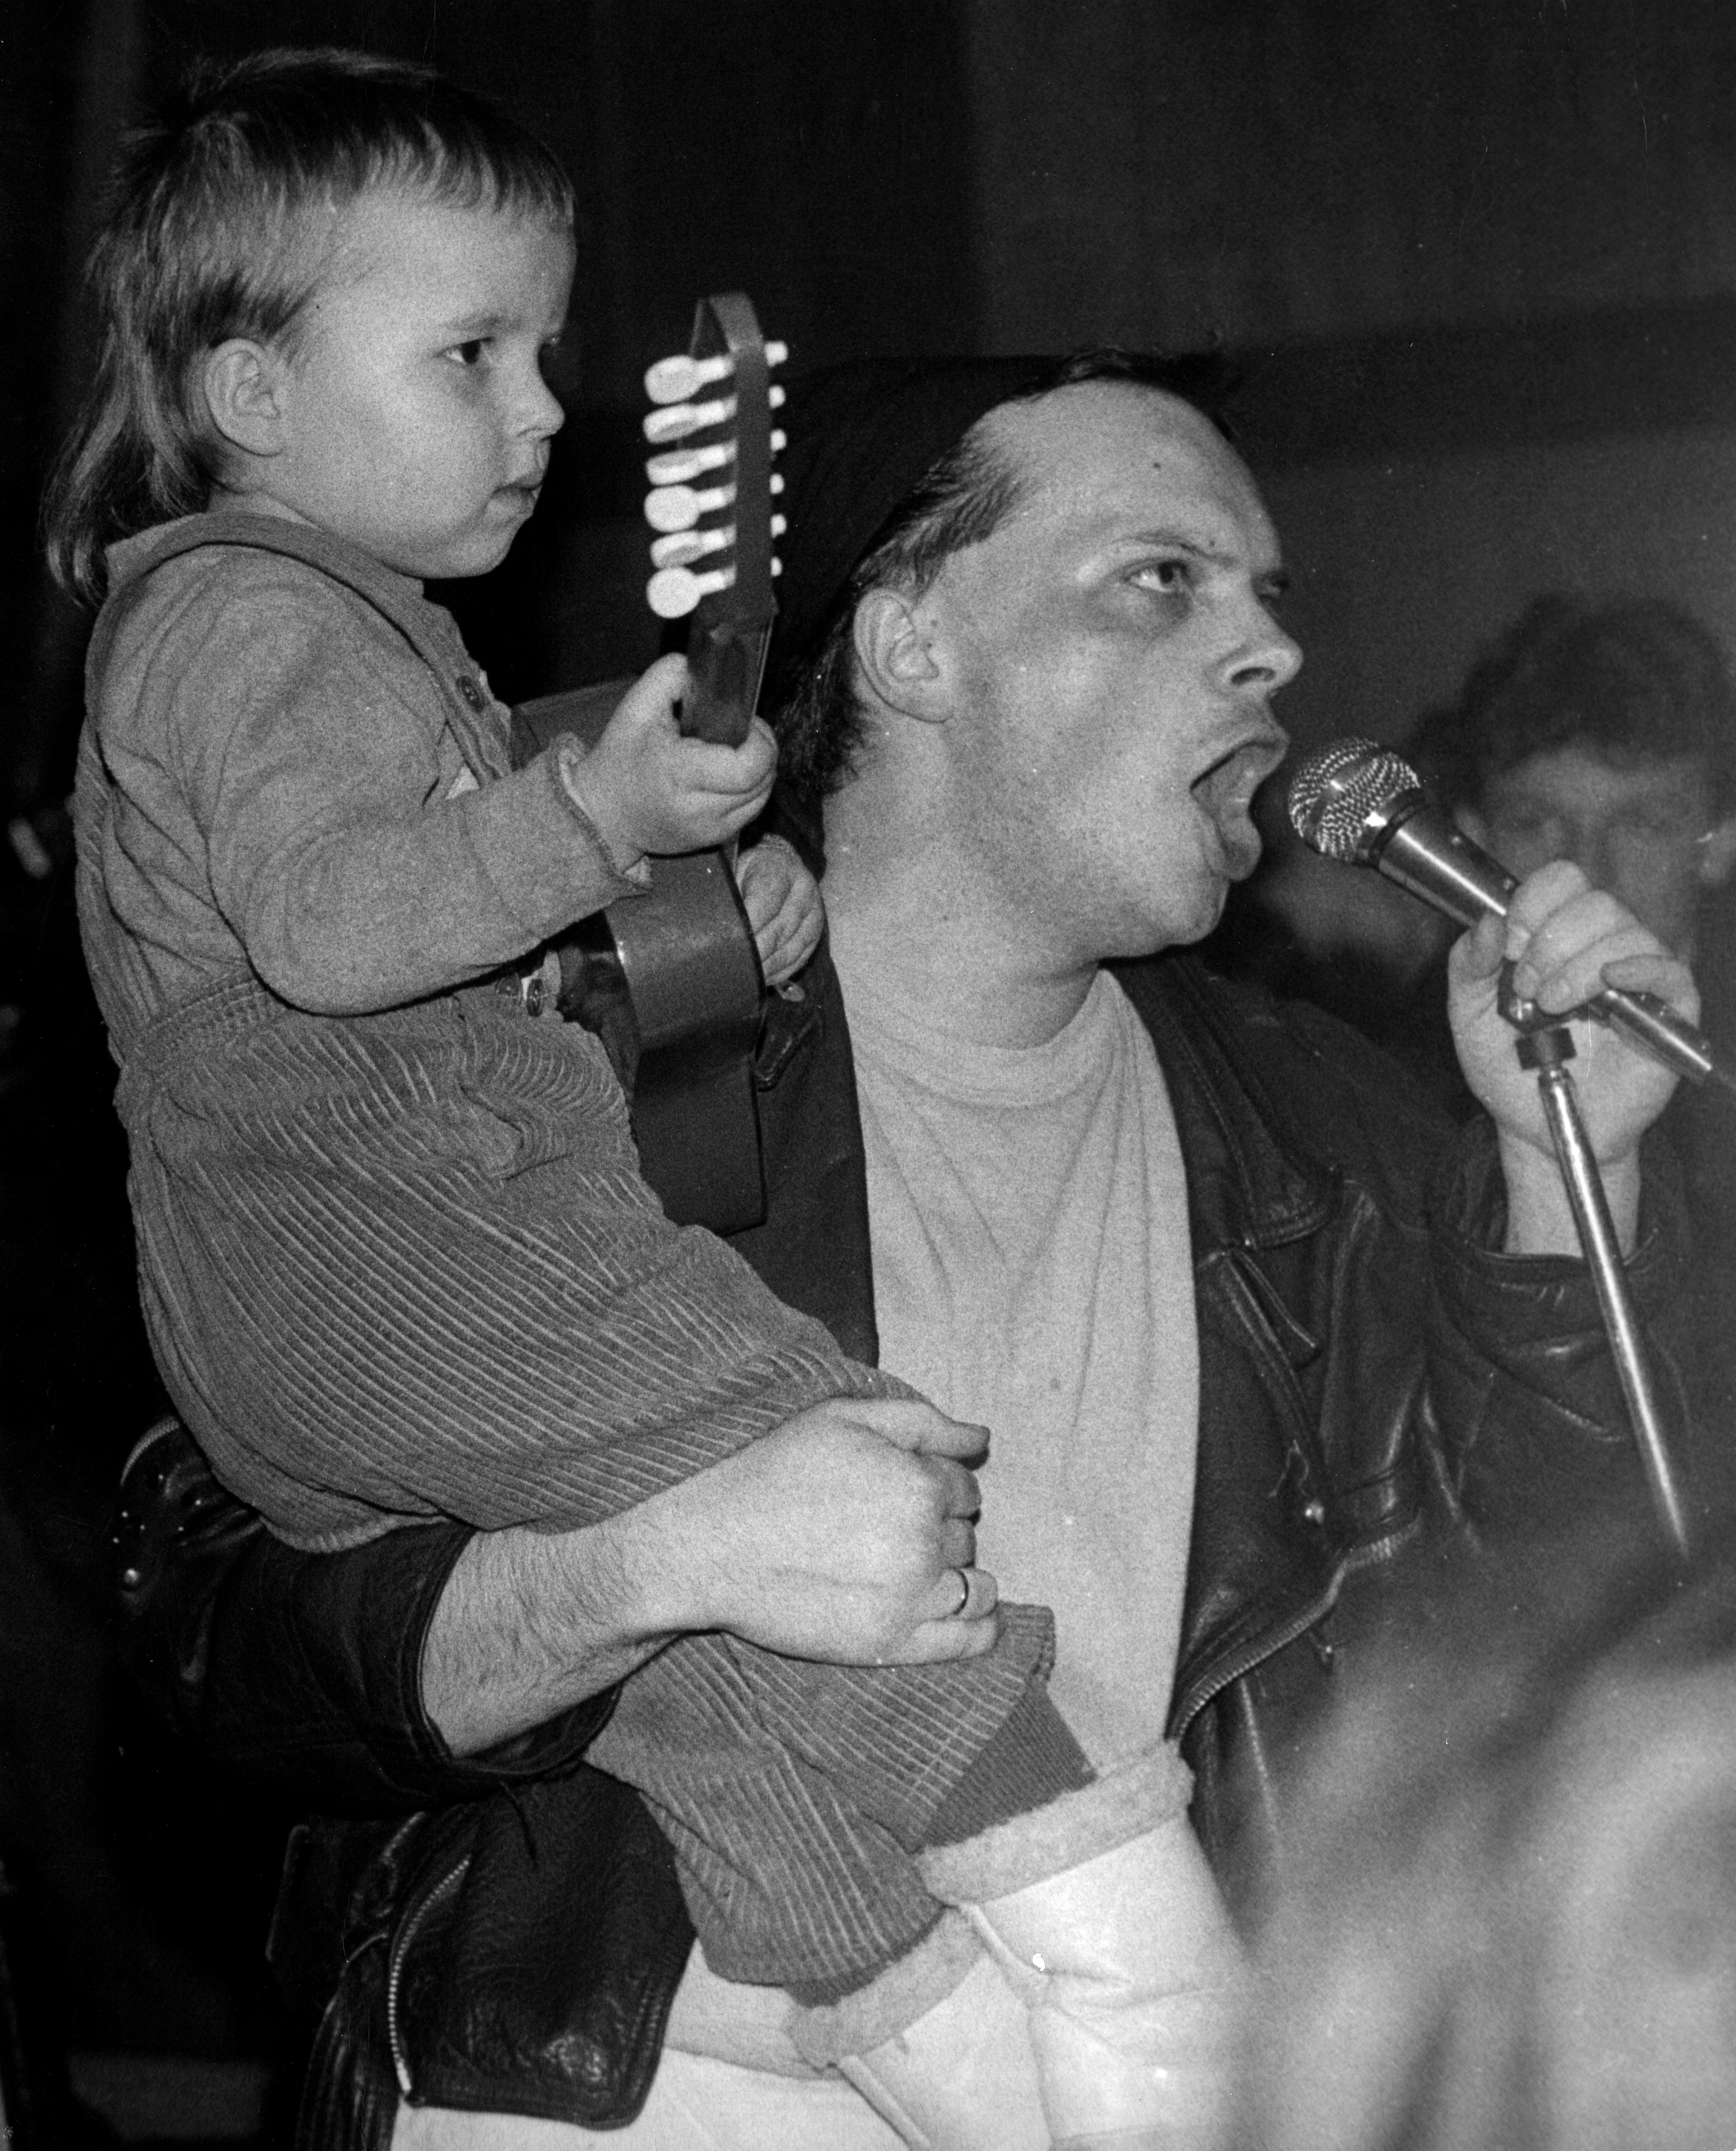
1698, 811, 1736, 890
851, 586, 950, 724
202, 338, 290, 458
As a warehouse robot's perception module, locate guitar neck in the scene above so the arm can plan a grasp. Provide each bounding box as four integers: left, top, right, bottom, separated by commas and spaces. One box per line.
643, 291, 782, 752
681, 613, 773, 747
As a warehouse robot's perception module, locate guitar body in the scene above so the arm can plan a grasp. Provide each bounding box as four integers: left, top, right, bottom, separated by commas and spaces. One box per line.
601, 849, 764, 1230
513, 683, 766, 1232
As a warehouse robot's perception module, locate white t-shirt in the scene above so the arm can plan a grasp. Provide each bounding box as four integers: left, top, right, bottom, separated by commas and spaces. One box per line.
840, 958, 1200, 1769
392, 960, 1212, 2137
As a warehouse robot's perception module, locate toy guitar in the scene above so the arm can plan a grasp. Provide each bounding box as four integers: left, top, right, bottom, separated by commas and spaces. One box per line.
515, 294, 786, 1232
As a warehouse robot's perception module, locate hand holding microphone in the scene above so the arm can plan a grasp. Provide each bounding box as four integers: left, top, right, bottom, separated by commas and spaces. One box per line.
1287, 738, 1732, 1094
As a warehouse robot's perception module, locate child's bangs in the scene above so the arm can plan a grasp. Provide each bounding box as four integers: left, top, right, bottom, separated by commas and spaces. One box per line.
300, 101, 575, 235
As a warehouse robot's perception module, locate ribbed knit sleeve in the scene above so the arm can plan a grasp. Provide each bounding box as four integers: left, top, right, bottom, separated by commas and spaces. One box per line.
82, 541, 644, 1040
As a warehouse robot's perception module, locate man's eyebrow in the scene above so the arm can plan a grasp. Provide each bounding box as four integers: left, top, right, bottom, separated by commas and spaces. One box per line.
1115, 531, 1292, 595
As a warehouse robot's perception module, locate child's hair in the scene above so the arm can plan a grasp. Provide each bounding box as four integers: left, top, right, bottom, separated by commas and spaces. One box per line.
44, 47, 575, 606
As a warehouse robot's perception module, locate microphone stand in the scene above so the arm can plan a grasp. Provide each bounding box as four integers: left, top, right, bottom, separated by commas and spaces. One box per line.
1501, 971, 1692, 1560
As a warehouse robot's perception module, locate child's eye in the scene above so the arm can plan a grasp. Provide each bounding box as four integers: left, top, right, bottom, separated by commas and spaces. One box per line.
446, 339, 489, 369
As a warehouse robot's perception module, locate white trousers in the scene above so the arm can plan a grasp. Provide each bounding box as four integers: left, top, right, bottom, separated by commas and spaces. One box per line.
389, 2050, 903, 2151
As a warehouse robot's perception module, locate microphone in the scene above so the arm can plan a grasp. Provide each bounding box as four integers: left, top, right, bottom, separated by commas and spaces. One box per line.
1287, 737, 1734, 1093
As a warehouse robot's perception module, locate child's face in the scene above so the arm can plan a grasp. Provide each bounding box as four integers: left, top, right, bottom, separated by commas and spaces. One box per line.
242, 187, 574, 580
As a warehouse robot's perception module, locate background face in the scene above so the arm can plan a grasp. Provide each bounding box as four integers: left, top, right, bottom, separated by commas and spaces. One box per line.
1467, 746, 1727, 957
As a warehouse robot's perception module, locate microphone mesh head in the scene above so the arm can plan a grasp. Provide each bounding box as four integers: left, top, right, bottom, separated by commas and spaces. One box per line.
1287, 738, 1423, 863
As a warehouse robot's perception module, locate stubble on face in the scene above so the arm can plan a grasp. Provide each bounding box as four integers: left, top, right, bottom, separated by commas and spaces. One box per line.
909, 383, 1298, 970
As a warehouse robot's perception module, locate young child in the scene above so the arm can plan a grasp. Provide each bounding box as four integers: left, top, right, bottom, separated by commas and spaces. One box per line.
57, 49, 1243, 2147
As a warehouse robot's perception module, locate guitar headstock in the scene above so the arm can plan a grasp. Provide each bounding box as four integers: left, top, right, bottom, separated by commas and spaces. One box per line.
641, 294, 786, 746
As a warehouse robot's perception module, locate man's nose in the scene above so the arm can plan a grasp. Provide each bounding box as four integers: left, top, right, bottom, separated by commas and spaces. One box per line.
1223, 611, 1303, 695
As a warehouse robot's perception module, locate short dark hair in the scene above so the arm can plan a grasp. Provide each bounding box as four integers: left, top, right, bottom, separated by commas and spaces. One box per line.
773, 349, 1237, 806
1413, 596, 1736, 816
43, 47, 573, 605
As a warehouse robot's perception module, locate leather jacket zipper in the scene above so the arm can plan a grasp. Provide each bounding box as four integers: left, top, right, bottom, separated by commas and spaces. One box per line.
386, 1853, 470, 2097
1171, 1249, 1343, 1747
1170, 1560, 1346, 1749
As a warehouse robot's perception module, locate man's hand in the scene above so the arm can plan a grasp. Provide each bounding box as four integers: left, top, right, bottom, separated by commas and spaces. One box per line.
620, 1395, 998, 1666
1448, 861, 1698, 1254
424, 1395, 998, 1756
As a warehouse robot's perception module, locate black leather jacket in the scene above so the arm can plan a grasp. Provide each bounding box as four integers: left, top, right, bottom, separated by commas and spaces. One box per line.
114, 942, 1703, 2147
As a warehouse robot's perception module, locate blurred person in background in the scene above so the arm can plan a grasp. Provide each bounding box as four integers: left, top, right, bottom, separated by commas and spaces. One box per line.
1240, 1515, 1736, 2151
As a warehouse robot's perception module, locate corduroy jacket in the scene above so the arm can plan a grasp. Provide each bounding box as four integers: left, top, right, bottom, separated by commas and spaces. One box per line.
114, 920, 1704, 2147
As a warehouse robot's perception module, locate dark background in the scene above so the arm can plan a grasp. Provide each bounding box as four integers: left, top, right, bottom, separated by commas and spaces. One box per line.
1, 1, 1731, 2136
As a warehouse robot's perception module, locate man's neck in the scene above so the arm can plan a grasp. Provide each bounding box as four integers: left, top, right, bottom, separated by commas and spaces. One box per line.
822, 771, 1101, 1050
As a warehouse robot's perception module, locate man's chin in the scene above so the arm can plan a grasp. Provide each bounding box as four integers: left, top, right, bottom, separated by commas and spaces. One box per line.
1106, 883, 1231, 963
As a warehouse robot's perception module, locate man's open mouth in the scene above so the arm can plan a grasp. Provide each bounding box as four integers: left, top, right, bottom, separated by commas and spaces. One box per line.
1191, 731, 1287, 820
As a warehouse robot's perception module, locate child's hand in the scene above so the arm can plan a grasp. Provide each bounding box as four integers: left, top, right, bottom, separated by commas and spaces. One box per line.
563, 654, 777, 863
735, 836, 824, 989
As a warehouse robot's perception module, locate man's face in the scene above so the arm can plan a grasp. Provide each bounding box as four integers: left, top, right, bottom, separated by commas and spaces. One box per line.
1462, 745, 1735, 959
238, 187, 574, 580
905, 383, 1299, 964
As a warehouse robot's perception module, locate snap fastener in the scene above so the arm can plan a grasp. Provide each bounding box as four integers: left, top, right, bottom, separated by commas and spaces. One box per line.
456, 675, 485, 711
1303, 1499, 1326, 1526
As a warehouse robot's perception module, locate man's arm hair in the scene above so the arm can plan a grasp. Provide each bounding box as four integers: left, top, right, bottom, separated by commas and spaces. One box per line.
120, 1399, 998, 1800
424, 1393, 1002, 1754
421, 1508, 675, 1755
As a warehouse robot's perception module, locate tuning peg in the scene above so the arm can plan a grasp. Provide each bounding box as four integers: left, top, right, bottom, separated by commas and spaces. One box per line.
650, 527, 730, 569
765, 340, 788, 369
771, 515, 787, 537
769, 385, 786, 409
644, 393, 737, 446
770, 474, 784, 494
648, 563, 736, 619
771, 430, 786, 454
645, 441, 734, 487
645, 350, 734, 404
645, 480, 737, 533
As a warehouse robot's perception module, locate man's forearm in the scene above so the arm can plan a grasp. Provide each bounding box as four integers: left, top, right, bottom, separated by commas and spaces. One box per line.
421, 1395, 998, 1757
421, 1511, 676, 1756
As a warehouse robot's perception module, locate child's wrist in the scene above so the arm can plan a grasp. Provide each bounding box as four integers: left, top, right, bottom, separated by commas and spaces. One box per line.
555, 740, 647, 878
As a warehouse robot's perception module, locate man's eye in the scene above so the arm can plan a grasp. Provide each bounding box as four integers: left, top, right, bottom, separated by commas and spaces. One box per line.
1132, 559, 1192, 595
447, 340, 488, 368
